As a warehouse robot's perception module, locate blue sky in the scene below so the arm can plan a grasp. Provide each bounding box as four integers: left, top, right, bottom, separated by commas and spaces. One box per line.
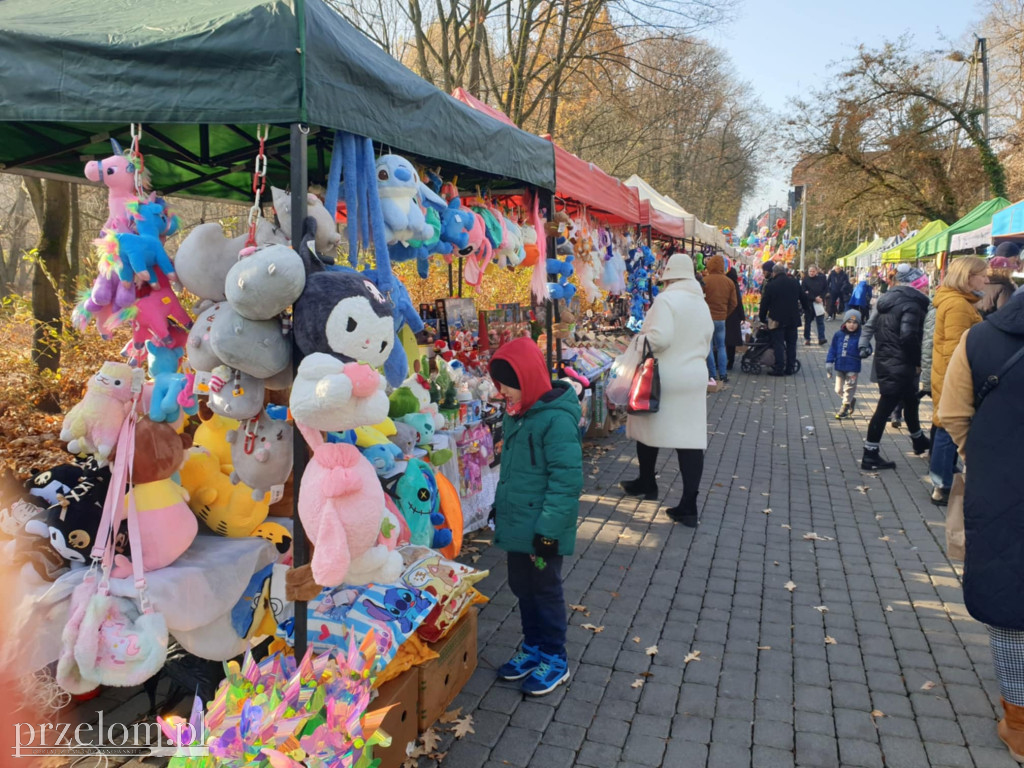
705, 0, 983, 226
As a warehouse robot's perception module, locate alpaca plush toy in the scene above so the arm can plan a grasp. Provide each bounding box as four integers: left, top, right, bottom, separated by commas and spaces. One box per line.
174, 219, 288, 302
84, 139, 144, 235
297, 424, 386, 587
179, 448, 270, 537
111, 199, 180, 288
61, 363, 138, 466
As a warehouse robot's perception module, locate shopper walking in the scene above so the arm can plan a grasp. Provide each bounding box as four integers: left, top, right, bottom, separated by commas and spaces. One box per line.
724, 267, 745, 371
938, 292, 1024, 762
827, 264, 851, 319
801, 264, 828, 345
928, 256, 986, 505
702, 254, 738, 384
621, 253, 713, 527
848, 275, 873, 322
858, 264, 931, 469
489, 337, 583, 696
978, 256, 1018, 319
759, 262, 802, 376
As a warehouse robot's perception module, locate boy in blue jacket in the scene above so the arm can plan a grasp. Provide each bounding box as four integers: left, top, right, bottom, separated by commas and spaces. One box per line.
826, 309, 863, 419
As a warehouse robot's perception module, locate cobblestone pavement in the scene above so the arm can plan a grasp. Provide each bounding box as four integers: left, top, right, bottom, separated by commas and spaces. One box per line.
437, 329, 1014, 768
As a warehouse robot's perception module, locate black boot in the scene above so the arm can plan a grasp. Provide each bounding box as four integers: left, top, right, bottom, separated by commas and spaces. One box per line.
911, 433, 930, 456
861, 448, 896, 471
620, 478, 659, 501
666, 495, 699, 527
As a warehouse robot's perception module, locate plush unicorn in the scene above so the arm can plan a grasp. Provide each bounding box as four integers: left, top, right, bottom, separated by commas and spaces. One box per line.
112, 199, 179, 287
84, 138, 145, 235
107, 274, 192, 353
72, 273, 137, 338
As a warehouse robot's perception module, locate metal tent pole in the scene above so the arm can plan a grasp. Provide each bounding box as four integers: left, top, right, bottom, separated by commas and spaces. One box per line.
289, 123, 310, 662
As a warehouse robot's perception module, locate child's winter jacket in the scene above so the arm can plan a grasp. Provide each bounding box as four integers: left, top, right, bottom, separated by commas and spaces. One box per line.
826, 327, 862, 373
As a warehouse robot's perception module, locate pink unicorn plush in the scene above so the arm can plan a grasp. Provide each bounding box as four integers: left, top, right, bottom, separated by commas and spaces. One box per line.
105, 273, 192, 352
462, 211, 494, 287
84, 139, 146, 235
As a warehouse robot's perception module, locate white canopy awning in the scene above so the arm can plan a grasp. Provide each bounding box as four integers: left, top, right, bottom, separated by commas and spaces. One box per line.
625, 175, 725, 248
950, 224, 992, 253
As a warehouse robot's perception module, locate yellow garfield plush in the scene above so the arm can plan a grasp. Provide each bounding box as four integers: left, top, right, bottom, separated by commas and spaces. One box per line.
179, 448, 269, 537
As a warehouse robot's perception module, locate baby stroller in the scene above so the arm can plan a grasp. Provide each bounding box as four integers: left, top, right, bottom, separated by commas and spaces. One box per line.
739, 320, 802, 375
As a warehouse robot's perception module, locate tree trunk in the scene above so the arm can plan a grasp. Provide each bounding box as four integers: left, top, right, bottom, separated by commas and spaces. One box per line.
29, 179, 71, 383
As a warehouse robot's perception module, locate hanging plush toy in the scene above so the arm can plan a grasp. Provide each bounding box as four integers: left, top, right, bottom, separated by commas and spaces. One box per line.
224, 244, 305, 321
375, 155, 443, 244
174, 220, 288, 303
72, 273, 137, 339
226, 409, 294, 502
61, 362, 139, 466
144, 342, 196, 424
84, 138, 146, 236
272, 187, 341, 256
384, 459, 451, 549
109, 198, 180, 288
462, 209, 494, 287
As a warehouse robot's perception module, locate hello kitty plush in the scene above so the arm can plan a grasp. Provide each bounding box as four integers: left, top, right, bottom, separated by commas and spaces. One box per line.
61, 363, 139, 466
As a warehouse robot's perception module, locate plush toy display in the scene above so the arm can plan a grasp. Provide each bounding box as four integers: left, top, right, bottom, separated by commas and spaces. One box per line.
206, 365, 265, 421
361, 442, 404, 474
208, 304, 290, 380
145, 342, 195, 424
174, 220, 289, 302
388, 421, 418, 457
375, 155, 439, 244
224, 244, 305, 321
388, 386, 420, 419
186, 301, 228, 373
226, 409, 294, 501
434, 472, 464, 560
114, 275, 192, 354
385, 459, 451, 549
23, 459, 114, 568
61, 362, 138, 466
272, 187, 341, 256
290, 353, 389, 432
108, 417, 197, 577
462, 210, 494, 287
396, 413, 434, 448
193, 409, 238, 474
179, 448, 270, 537
296, 424, 386, 587
84, 139, 145, 235
72, 272, 137, 338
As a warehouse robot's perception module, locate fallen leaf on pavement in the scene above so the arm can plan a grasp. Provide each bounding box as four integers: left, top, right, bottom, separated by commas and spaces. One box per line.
824, 636, 837, 645
921, 681, 936, 691
631, 678, 645, 689
618, 529, 634, 539
875, 514, 884, 520
570, 604, 588, 612
452, 715, 475, 739
684, 650, 702, 664
763, 508, 772, 515
580, 624, 605, 634
420, 728, 441, 753
757, 645, 772, 651
803, 532, 835, 542
856, 485, 871, 494
879, 536, 891, 542
871, 709, 885, 718
645, 645, 658, 656
439, 707, 462, 724
784, 581, 797, 592
633, 636, 641, 643
885, 605, 894, 612
781, 524, 792, 530
739, 485, 748, 490
813, 605, 829, 613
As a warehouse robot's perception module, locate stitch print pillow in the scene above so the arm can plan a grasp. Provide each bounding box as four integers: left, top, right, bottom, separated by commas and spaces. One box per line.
399, 547, 489, 642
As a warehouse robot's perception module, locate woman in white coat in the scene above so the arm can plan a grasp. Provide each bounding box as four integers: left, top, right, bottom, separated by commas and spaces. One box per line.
621, 252, 714, 526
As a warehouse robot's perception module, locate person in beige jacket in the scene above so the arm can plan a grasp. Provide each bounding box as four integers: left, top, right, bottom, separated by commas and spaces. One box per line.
702, 254, 738, 383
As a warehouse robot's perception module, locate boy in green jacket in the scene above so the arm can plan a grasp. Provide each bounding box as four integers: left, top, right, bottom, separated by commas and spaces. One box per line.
488, 337, 583, 695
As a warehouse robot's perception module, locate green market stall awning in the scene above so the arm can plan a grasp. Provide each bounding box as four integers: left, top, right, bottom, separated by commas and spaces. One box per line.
838, 240, 870, 267
917, 198, 1010, 259
881, 220, 947, 263
0, 0, 556, 198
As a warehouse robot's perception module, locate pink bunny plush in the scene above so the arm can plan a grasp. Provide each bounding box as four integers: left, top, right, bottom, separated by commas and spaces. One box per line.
297, 424, 386, 588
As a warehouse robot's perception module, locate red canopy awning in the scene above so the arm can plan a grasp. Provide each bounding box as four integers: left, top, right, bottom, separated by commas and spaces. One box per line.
638, 199, 686, 240
450, 89, 640, 224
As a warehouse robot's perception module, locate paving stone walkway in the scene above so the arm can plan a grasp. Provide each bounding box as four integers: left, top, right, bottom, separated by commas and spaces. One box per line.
440, 325, 1014, 768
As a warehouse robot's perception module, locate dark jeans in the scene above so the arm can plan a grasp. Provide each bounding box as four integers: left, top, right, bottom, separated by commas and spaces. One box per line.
726, 346, 736, 369
867, 391, 921, 444
929, 427, 960, 491
507, 551, 566, 656
636, 441, 704, 511
771, 324, 798, 373
803, 310, 825, 341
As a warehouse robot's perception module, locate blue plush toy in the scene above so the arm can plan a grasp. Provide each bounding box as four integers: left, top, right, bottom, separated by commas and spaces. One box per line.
146, 342, 195, 423
361, 442, 403, 474
386, 458, 452, 549
115, 199, 180, 287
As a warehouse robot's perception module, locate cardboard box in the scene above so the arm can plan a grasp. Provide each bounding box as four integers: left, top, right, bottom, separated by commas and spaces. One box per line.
371, 669, 420, 768
416, 607, 478, 731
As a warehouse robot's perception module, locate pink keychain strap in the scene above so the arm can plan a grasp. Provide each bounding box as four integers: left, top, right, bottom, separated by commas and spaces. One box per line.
89, 408, 136, 565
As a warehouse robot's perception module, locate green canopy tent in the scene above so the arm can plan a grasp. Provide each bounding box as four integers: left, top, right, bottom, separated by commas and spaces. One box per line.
916, 198, 1011, 261
0, 0, 558, 662
837, 240, 870, 268
881, 220, 948, 264
0, 0, 556, 197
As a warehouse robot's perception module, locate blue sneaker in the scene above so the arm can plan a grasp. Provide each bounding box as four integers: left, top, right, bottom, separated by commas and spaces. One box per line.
497, 644, 541, 681
521, 651, 569, 696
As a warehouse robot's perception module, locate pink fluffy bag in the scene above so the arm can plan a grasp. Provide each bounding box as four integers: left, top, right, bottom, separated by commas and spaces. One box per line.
296, 423, 386, 588
57, 398, 169, 694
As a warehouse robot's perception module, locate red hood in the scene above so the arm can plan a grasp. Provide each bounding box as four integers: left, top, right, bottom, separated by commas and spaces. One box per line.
489, 337, 551, 413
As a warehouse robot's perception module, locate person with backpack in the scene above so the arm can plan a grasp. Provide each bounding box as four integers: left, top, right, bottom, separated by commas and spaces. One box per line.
848, 274, 873, 322
938, 291, 1024, 762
